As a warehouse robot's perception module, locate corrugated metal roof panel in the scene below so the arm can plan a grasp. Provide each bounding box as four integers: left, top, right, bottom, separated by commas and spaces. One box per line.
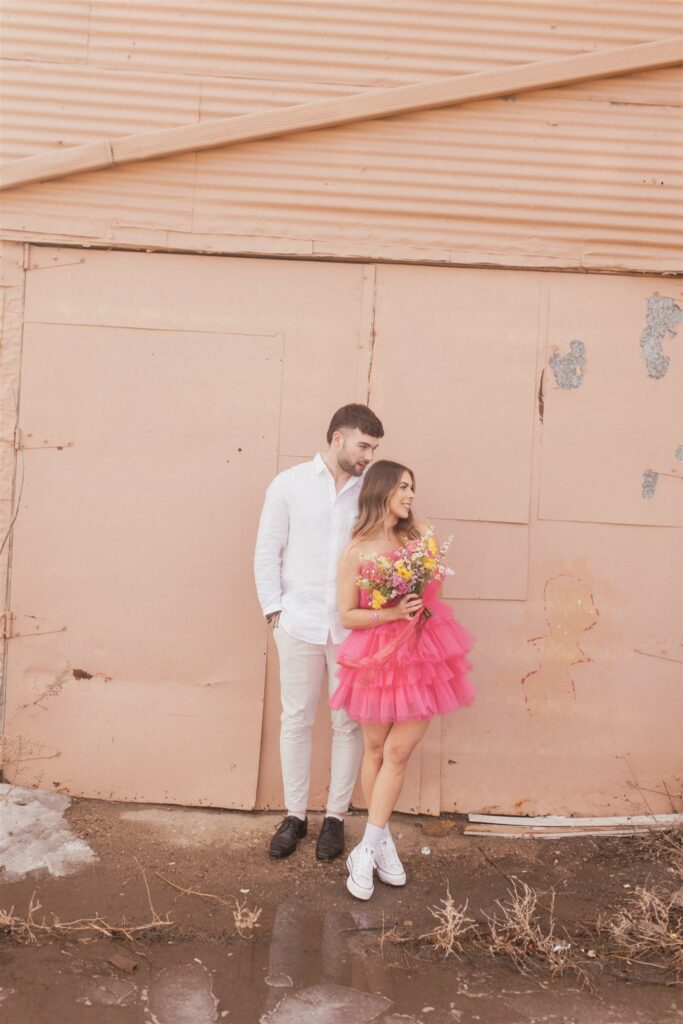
0, 62, 200, 160
2, 1, 681, 162
1, 59, 679, 162
3, 1, 681, 85
3, 72, 681, 272
0, 1, 90, 62
83, 1, 683, 85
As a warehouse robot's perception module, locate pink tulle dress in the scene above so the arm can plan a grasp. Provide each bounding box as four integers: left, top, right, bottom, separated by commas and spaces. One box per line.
329, 553, 476, 724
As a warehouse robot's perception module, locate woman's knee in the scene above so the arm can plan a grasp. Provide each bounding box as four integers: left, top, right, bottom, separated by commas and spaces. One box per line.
363, 740, 384, 763
382, 739, 413, 768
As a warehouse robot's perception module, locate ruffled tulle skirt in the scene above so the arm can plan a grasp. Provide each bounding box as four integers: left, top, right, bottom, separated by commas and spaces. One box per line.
329, 598, 475, 724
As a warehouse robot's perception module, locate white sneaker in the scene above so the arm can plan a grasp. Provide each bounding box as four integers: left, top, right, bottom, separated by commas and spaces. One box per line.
346, 843, 376, 900
375, 835, 407, 886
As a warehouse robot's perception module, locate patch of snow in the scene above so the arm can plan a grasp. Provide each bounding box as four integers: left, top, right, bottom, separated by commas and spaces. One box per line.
0, 784, 97, 883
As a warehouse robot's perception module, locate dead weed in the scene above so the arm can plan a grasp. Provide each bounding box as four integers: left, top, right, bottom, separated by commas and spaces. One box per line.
420, 887, 476, 959
597, 884, 683, 983
483, 877, 592, 987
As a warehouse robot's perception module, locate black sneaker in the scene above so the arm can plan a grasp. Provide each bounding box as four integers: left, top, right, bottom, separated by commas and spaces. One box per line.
268, 815, 308, 858
315, 816, 345, 861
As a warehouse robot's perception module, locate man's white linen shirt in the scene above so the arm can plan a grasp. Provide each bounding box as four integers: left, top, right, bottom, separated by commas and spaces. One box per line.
254, 453, 361, 645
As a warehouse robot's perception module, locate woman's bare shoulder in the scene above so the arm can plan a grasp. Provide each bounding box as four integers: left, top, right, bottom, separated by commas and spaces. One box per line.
340, 539, 364, 563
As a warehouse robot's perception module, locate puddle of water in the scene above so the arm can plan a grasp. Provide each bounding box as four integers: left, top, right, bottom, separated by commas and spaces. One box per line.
79, 974, 137, 1007
261, 982, 392, 1024
147, 963, 218, 1024
1, 901, 680, 1023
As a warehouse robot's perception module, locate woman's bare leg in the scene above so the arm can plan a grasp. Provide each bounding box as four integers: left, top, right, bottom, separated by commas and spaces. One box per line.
367, 719, 430, 827
360, 722, 391, 808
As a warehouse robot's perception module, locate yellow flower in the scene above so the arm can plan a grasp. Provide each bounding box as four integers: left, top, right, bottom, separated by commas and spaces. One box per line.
422, 557, 436, 572
395, 561, 413, 581
427, 537, 438, 555
372, 590, 387, 610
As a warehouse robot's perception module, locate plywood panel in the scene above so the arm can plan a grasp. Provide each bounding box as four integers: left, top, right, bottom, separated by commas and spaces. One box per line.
539, 274, 683, 527
370, 264, 540, 523
4, 322, 282, 807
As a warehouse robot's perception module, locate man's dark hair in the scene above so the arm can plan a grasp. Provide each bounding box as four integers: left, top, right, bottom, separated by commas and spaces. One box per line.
326, 404, 384, 445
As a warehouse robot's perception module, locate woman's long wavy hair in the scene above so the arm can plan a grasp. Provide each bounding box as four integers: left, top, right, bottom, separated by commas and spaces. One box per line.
352, 460, 421, 543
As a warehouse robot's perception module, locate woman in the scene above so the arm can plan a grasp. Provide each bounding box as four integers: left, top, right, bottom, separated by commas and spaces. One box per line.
330, 460, 475, 900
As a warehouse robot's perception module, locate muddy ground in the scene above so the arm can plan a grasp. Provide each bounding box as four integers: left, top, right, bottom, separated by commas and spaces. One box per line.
1, 799, 681, 1024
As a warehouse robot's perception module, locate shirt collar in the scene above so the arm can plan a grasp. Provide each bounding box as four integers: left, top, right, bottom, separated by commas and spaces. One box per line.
314, 452, 362, 491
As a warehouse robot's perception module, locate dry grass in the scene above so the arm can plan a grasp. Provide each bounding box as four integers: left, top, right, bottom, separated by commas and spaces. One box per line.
0, 892, 172, 945
420, 887, 475, 959
597, 884, 683, 983
627, 822, 683, 880
482, 878, 592, 988
232, 898, 262, 937
156, 871, 262, 939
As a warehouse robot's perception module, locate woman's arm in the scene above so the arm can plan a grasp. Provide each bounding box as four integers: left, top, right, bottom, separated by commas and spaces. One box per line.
337, 544, 423, 630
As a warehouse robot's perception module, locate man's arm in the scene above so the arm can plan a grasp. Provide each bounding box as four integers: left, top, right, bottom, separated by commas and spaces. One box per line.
253, 477, 289, 623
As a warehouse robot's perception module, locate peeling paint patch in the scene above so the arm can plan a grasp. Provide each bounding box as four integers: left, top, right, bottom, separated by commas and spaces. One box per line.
639, 295, 682, 379
642, 470, 659, 499
548, 339, 585, 389
676, 445, 683, 461
18, 665, 73, 711
522, 575, 599, 715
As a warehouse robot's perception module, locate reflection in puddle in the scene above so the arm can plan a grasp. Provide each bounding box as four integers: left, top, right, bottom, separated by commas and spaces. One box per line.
259, 902, 392, 1022
261, 982, 392, 1024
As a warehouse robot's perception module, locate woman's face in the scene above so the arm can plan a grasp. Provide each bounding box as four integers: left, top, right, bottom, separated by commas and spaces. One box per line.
388, 470, 415, 520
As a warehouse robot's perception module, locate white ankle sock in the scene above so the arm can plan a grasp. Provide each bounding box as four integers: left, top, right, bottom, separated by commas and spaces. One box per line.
362, 822, 385, 852
382, 823, 391, 838
288, 812, 306, 821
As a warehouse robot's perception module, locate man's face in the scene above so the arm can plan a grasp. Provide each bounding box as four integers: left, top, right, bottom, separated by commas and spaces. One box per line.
335, 429, 380, 476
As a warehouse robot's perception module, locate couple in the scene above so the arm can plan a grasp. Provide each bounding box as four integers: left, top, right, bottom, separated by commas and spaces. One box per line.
254, 404, 475, 900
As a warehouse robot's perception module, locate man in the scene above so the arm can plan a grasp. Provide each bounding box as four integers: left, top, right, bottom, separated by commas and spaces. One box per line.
254, 404, 384, 859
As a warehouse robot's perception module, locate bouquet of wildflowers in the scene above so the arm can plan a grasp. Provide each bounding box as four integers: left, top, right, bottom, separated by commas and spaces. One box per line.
357, 525, 453, 619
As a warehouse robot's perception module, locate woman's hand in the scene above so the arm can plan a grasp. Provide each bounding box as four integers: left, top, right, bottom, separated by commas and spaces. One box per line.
392, 594, 424, 621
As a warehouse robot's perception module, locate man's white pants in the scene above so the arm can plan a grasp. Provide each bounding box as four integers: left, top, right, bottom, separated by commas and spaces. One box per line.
274, 624, 363, 816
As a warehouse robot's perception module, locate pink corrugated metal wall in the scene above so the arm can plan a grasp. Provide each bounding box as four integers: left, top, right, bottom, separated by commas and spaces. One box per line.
0, 2, 681, 815
1, 1, 681, 272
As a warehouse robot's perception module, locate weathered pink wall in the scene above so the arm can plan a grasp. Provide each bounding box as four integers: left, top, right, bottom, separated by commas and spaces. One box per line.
1, 247, 680, 816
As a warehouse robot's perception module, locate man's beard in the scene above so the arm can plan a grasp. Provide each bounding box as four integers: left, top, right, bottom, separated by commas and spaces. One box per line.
338, 449, 366, 476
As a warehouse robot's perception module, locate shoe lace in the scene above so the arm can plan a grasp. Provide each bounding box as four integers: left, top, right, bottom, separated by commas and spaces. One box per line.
356, 844, 376, 882
378, 836, 402, 869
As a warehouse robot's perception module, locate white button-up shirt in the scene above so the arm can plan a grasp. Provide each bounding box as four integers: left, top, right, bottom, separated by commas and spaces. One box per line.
253, 453, 361, 644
